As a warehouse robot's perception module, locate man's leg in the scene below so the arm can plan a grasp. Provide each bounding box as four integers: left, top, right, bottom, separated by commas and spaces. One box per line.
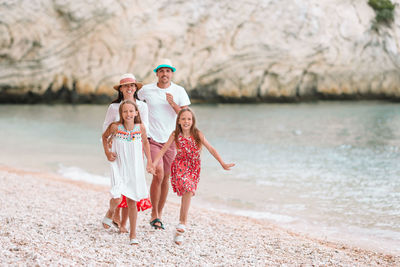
150, 165, 164, 221
149, 139, 164, 228
158, 142, 176, 219
158, 172, 169, 218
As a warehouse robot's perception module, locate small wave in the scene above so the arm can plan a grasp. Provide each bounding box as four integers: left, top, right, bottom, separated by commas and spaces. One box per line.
57, 164, 109, 186
198, 202, 297, 224
232, 209, 296, 223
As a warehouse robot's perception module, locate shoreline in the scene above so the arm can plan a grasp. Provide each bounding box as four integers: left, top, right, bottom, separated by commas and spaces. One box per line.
194, 201, 400, 257
0, 165, 399, 266
1, 95, 400, 105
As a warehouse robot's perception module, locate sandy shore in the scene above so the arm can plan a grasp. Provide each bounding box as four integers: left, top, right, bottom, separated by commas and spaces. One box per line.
0, 166, 399, 266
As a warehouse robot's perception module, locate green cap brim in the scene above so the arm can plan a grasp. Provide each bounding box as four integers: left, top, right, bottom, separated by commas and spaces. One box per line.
153, 64, 176, 73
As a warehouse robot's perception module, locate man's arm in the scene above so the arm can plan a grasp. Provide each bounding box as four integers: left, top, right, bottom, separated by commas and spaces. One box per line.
166, 86, 191, 114
166, 93, 187, 114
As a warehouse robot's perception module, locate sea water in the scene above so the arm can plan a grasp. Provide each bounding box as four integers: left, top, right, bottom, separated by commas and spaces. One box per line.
0, 102, 399, 254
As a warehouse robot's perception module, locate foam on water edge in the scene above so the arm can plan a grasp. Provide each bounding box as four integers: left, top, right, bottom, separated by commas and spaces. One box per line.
57, 164, 109, 186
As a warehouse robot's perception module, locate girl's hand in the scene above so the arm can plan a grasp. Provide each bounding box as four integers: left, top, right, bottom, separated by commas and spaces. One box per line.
151, 163, 158, 173
108, 138, 113, 149
106, 151, 117, 162
146, 167, 156, 175
146, 163, 155, 175
222, 163, 235, 170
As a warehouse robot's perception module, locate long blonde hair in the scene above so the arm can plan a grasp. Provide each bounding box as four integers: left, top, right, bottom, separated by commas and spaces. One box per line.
118, 100, 142, 124
174, 108, 201, 149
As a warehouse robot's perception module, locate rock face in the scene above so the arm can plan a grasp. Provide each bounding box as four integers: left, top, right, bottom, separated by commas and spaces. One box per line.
0, 0, 399, 103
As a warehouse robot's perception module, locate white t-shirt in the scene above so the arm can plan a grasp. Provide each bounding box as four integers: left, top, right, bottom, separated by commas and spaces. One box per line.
102, 100, 149, 132
137, 82, 191, 143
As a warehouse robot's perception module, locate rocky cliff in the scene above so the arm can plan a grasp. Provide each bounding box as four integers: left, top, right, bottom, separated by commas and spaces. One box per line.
0, 0, 399, 103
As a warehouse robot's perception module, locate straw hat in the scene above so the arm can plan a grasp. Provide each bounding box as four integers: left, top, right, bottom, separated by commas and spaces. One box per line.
113, 73, 143, 90
153, 58, 176, 73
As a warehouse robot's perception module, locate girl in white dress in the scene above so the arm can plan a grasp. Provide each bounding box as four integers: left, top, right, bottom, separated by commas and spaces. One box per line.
102, 100, 154, 245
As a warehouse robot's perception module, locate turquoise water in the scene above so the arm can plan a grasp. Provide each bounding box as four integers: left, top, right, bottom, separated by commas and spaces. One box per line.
0, 102, 399, 254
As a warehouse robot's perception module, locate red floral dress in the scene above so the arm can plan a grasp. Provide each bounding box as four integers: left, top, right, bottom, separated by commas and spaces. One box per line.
171, 134, 201, 196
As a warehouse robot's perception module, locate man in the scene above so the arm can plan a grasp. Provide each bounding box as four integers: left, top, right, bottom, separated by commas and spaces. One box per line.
137, 58, 191, 229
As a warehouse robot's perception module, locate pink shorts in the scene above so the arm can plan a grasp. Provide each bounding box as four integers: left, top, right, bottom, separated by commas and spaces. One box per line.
149, 138, 176, 175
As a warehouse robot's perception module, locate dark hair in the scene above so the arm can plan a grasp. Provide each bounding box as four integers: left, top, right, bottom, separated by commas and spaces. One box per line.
174, 108, 201, 149
118, 100, 142, 124
112, 84, 139, 103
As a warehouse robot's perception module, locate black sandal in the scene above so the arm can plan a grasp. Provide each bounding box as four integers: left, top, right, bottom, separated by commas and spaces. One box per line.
150, 218, 164, 230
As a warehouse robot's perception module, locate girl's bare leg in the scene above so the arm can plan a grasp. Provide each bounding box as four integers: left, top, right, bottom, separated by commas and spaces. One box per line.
113, 207, 121, 226
126, 198, 138, 240
179, 192, 193, 226
120, 207, 129, 233
103, 197, 121, 229
173, 192, 192, 245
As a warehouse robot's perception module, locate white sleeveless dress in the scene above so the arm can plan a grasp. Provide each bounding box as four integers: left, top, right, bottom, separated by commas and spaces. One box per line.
109, 124, 148, 201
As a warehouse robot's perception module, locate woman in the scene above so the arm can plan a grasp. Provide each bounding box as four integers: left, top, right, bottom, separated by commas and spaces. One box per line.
102, 73, 149, 233
103, 73, 148, 132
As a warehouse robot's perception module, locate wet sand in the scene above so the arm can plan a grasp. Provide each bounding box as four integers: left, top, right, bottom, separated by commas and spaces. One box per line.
0, 166, 398, 266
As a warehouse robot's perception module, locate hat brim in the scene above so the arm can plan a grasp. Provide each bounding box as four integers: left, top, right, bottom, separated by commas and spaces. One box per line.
153, 64, 176, 73
113, 82, 143, 90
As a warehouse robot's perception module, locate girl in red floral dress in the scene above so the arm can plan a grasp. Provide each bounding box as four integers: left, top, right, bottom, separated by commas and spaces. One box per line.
152, 108, 235, 245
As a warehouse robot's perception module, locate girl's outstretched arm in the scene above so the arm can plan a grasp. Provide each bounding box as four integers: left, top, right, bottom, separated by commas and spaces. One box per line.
152, 132, 175, 169
140, 124, 155, 174
102, 123, 118, 161
200, 131, 235, 170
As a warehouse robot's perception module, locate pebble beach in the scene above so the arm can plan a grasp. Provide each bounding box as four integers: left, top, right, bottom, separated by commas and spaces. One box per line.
0, 166, 399, 266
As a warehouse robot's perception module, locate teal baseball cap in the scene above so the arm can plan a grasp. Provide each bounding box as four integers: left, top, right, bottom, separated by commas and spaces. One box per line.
153, 58, 176, 72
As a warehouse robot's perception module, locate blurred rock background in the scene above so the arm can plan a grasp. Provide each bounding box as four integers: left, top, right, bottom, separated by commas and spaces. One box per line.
0, 0, 399, 103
